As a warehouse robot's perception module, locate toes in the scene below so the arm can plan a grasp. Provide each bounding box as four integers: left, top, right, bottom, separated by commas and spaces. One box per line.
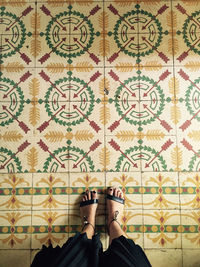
114, 188, 123, 198
108, 187, 124, 199
108, 187, 114, 195
91, 190, 97, 200
83, 190, 90, 201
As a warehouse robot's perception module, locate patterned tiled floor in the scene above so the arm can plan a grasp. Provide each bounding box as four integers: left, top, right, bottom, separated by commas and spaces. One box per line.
0, 0, 200, 266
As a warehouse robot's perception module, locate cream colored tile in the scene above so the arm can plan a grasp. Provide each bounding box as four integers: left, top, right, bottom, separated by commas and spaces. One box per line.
122, 209, 144, 248
139, 100, 176, 135
140, 136, 177, 172
145, 249, 182, 267
32, 173, 69, 210
139, 66, 174, 100
142, 172, 180, 210
0, 249, 31, 267
0, 211, 31, 249
137, 1, 172, 31
32, 210, 68, 249
177, 124, 200, 172
106, 172, 142, 209
105, 100, 140, 135
104, 67, 140, 100
179, 172, 200, 210
174, 67, 200, 101
68, 106, 104, 172
181, 209, 200, 249
0, 68, 34, 101
37, 3, 70, 34
174, 32, 200, 66
183, 249, 200, 267
69, 172, 105, 209
1, 34, 35, 67
68, 209, 107, 247
0, 173, 32, 210
143, 210, 181, 249
105, 136, 142, 172
68, 68, 104, 102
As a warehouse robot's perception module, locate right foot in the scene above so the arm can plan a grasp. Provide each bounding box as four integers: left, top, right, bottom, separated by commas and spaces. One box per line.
107, 187, 124, 231
80, 190, 98, 235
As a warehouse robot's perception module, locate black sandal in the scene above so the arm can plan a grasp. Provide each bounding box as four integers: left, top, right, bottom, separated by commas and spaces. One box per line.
107, 188, 125, 234
80, 191, 98, 232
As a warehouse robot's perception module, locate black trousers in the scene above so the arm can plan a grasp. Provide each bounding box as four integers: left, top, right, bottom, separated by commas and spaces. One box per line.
31, 233, 151, 267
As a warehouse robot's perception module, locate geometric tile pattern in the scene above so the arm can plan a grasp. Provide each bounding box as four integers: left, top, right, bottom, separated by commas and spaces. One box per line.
0, 0, 200, 266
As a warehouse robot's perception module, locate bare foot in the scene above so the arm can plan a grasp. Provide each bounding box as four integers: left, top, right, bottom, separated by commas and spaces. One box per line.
80, 190, 98, 238
107, 187, 124, 229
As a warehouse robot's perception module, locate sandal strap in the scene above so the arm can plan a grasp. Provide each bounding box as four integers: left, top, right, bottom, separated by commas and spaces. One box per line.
107, 194, 125, 204
81, 216, 95, 233
108, 211, 121, 235
80, 198, 98, 207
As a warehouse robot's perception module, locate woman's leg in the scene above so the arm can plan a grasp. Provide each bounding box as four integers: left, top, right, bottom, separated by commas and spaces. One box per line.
80, 190, 98, 239
107, 187, 125, 245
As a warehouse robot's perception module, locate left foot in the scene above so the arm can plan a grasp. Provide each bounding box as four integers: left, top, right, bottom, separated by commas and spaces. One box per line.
80, 190, 98, 236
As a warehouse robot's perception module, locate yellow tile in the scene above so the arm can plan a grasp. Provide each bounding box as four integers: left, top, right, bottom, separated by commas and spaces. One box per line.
142, 172, 180, 210
31, 210, 69, 249
183, 249, 200, 267
106, 172, 143, 209
145, 249, 182, 267
0, 173, 32, 210
0, 249, 31, 267
32, 172, 69, 210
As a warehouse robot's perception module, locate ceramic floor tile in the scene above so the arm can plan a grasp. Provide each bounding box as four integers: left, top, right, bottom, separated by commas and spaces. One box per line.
69, 2, 103, 34
142, 172, 180, 210
181, 209, 200, 249
122, 209, 144, 247
1, 0, 200, 264
140, 136, 177, 172
1, 68, 34, 101
177, 119, 200, 172
68, 68, 104, 102
183, 249, 200, 267
31, 209, 69, 249
137, 31, 173, 67
0, 173, 32, 210
139, 100, 176, 136
0, 249, 31, 267
1, 34, 35, 67
0, 4, 35, 35
104, 67, 142, 101
69, 172, 105, 209
174, 67, 200, 101
106, 172, 143, 210
137, 1, 172, 33
139, 66, 174, 100
145, 249, 182, 267
0, 210, 31, 249
179, 172, 200, 210
174, 29, 200, 67
32, 173, 69, 210
143, 209, 181, 249
105, 100, 140, 135
105, 136, 142, 172
173, 1, 200, 36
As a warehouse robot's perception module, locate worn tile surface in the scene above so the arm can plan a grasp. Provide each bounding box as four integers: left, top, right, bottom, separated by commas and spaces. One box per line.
0, 0, 200, 266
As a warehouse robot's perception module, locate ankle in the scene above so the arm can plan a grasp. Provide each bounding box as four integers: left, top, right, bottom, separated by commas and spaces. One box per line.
108, 211, 121, 234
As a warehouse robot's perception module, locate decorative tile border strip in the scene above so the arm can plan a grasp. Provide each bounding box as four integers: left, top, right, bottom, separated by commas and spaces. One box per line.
0, 225, 198, 234
0, 186, 199, 195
